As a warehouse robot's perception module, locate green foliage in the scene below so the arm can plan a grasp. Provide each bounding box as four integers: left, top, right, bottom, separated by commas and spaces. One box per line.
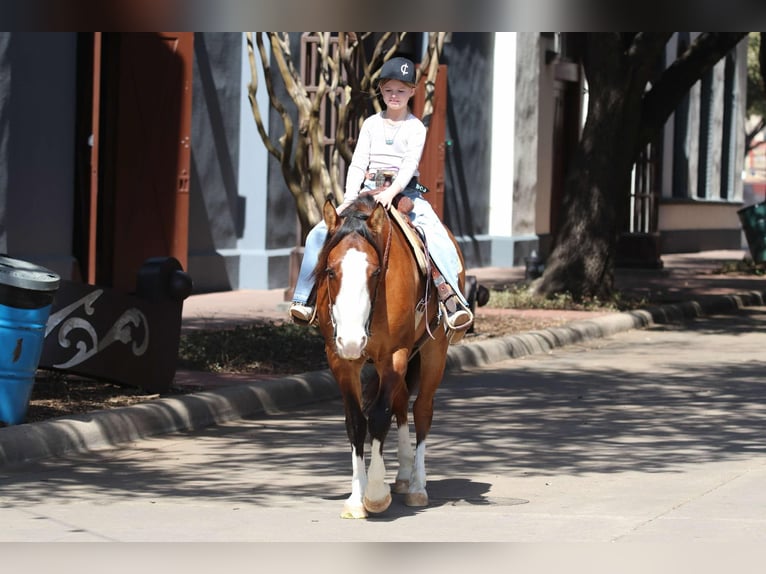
178, 321, 327, 374
484, 283, 627, 312
714, 257, 766, 276
747, 32, 765, 117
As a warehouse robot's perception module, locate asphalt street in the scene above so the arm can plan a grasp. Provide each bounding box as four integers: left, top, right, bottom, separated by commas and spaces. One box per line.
2, 308, 765, 543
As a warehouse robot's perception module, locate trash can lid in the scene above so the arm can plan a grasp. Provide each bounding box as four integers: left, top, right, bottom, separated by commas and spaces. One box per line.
0, 255, 60, 291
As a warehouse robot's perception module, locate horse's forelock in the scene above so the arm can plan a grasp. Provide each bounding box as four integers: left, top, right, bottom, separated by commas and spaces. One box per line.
314, 196, 385, 281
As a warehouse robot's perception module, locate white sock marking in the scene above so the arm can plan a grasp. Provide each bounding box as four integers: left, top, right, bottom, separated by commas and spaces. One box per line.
396, 423, 414, 484
347, 446, 367, 509
410, 441, 427, 495
365, 438, 390, 503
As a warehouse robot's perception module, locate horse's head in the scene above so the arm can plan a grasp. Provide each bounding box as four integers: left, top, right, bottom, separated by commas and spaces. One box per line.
316, 196, 388, 360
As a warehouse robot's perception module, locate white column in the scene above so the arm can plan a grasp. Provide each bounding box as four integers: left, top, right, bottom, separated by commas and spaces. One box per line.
488, 32, 516, 238
237, 33, 273, 289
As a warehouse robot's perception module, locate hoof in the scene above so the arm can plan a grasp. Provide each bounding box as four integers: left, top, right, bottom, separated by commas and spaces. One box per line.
363, 493, 392, 514
404, 491, 429, 507
341, 502, 368, 519
392, 479, 410, 494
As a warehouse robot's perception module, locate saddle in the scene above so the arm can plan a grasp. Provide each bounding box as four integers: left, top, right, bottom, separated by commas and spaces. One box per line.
388, 198, 467, 343
388, 204, 429, 275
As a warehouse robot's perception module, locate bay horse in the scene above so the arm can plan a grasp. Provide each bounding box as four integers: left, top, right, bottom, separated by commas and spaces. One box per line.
313, 193, 465, 519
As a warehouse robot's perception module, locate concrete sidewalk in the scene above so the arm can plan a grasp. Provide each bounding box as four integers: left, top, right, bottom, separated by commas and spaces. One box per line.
1, 249, 764, 468
2, 305, 766, 543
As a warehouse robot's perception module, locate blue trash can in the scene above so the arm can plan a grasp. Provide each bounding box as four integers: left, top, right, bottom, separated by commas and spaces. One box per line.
738, 202, 766, 263
0, 256, 60, 425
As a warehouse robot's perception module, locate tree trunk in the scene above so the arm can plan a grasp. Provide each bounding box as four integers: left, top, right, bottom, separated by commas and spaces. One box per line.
533, 34, 644, 301
760, 32, 766, 94
533, 104, 635, 300
534, 33, 746, 302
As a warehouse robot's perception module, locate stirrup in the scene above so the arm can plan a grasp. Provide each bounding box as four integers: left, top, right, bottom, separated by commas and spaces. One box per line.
289, 302, 317, 326
442, 300, 473, 331
442, 300, 472, 345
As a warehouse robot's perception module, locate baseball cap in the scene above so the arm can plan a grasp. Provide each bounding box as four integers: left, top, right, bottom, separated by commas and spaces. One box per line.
379, 57, 416, 84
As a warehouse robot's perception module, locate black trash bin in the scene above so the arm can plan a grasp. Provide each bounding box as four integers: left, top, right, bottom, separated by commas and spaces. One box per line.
738, 201, 766, 263
0, 256, 60, 425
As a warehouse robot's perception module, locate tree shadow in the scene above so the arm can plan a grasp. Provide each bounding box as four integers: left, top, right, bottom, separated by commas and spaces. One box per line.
1, 313, 765, 523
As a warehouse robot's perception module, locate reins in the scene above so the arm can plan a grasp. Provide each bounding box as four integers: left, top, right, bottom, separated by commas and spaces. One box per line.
417, 228, 437, 341
323, 199, 440, 362
365, 207, 393, 336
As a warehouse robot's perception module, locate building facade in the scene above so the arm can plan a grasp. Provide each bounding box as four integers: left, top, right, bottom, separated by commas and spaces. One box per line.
0, 32, 749, 295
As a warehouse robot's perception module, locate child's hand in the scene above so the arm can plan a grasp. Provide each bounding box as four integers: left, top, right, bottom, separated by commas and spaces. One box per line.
370, 186, 399, 209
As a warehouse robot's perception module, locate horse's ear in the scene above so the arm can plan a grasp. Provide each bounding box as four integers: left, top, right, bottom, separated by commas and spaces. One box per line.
368, 203, 387, 235
323, 200, 339, 230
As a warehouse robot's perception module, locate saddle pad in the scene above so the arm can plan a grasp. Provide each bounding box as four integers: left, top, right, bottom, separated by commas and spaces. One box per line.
388, 207, 429, 275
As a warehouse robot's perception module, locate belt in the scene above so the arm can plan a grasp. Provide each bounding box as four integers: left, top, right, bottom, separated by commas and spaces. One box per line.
366, 170, 429, 194
407, 178, 429, 194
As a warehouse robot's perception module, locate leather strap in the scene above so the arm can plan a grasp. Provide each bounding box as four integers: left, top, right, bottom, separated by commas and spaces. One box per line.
431, 267, 457, 312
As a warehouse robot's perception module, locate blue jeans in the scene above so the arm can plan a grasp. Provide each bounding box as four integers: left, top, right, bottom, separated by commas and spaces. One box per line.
293, 185, 468, 307
292, 219, 329, 304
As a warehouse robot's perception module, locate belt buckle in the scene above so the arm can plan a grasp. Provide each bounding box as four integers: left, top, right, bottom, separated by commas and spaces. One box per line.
375, 169, 397, 188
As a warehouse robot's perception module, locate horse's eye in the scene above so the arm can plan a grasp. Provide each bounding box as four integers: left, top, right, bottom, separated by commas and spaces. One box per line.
372, 267, 382, 277
326, 267, 335, 279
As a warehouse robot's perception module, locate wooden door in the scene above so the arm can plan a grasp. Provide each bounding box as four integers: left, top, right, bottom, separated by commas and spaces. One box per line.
97, 32, 193, 292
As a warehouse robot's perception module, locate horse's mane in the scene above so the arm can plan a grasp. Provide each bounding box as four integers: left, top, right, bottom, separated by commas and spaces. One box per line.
313, 195, 385, 282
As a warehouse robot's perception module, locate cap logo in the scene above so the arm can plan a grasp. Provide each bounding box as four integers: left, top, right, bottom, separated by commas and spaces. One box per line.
400, 62, 409, 76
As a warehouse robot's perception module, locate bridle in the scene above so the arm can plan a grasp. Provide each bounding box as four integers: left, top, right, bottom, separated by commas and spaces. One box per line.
325, 207, 393, 342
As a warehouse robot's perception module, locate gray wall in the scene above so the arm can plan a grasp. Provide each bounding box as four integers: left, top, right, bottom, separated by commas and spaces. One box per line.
443, 33, 494, 268
0, 33, 77, 278
188, 32, 298, 293
188, 33, 244, 292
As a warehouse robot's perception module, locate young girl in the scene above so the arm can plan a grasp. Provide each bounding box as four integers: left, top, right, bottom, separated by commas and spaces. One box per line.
290, 56, 473, 331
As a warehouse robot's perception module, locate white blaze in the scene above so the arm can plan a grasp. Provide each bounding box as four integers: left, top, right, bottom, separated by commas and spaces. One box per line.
333, 248, 372, 359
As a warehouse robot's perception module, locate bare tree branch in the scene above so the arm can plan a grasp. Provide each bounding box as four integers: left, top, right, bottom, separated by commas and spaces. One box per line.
746, 116, 766, 155
640, 32, 747, 148
245, 33, 281, 160
245, 31, 446, 241
419, 33, 447, 128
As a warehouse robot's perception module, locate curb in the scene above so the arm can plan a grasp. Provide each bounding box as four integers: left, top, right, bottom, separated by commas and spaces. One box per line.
2, 290, 764, 468
447, 290, 766, 369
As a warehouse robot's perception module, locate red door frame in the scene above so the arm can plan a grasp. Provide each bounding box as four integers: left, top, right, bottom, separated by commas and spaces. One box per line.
89, 32, 193, 291
413, 64, 448, 219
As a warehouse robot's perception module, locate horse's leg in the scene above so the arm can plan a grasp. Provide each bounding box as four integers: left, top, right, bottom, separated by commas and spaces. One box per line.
393, 415, 413, 494
363, 437, 391, 514
345, 440, 368, 519
392, 352, 420, 494
405, 342, 448, 507
336, 368, 369, 519
363, 349, 409, 513
362, 390, 393, 513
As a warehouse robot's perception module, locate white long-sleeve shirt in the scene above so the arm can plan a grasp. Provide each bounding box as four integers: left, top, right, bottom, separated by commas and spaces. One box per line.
344, 111, 426, 201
